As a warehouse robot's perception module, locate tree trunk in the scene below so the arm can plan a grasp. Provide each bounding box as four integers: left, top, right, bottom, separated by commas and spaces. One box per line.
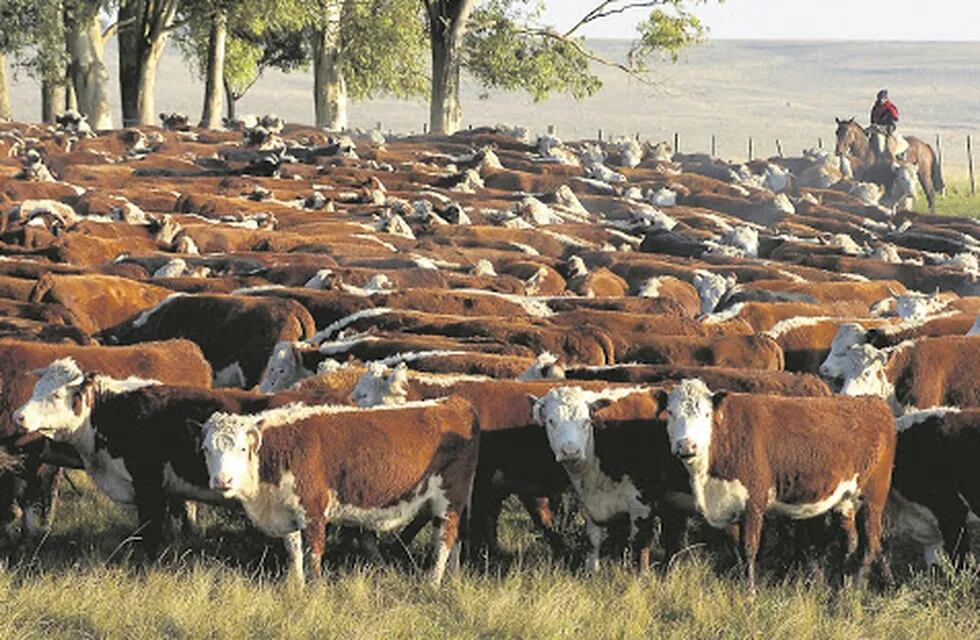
118, 0, 178, 126
41, 81, 65, 123
224, 81, 237, 121
66, 14, 112, 129
426, 0, 475, 135
312, 2, 348, 131
0, 53, 12, 121
199, 9, 227, 129
65, 78, 78, 113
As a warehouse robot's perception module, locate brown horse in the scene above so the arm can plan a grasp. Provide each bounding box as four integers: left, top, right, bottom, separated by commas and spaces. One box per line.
835, 118, 944, 212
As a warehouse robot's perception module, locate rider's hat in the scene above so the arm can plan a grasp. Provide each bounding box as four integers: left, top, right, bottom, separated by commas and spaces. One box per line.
877, 89, 889, 100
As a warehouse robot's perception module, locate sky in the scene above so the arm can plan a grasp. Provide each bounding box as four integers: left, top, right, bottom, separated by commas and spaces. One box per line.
541, 0, 980, 41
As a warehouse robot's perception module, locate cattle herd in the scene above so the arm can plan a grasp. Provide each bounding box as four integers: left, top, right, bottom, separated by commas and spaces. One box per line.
0, 112, 977, 592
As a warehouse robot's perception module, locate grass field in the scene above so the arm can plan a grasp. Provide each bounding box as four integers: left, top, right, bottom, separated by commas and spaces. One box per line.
917, 179, 980, 218
1, 473, 977, 639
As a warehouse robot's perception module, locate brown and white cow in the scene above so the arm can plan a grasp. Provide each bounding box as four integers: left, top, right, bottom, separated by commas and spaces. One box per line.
199, 398, 480, 586
664, 379, 896, 590
829, 336, 980, 412
0, 339, 212, 545
528, 386, 690, 573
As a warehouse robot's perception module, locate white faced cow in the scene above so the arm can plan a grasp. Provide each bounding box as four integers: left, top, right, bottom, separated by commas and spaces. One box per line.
664, 379, 896, 591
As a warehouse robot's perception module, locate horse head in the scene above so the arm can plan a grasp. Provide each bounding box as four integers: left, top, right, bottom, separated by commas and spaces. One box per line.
834, 117, 862, 156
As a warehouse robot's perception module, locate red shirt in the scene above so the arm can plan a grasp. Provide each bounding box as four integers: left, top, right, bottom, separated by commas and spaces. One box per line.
871, 100, 899, 127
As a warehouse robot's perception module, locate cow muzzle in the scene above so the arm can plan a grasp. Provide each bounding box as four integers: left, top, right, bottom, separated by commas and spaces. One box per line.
210, 478, 235, 494
674, 439, 699, 461
555, 444, 586, 463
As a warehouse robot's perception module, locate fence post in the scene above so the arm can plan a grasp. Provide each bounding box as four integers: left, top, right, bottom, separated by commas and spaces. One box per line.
635, 132, 641, 142
598, 128, 603, 142
969, 135, 976, 196
748, 137, 754, 161
711, 134, 716, 157
818, 137, 823, 149
775, 139, 784, 158
936, 134, 945, 195
423, 122, 428, 134
547, 124, 556, 136
674, 132, 679, 153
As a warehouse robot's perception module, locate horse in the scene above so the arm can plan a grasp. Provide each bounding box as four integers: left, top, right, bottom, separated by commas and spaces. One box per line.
834, 118, 944, 212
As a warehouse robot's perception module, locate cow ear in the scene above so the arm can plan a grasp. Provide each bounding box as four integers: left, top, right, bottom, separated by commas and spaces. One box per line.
653, 389, 669, 412
589, 397, 615, 429
71, 374, 96, 416
247, 426, 263, 455
526, 394, 541, 424
712, 392, 728, 410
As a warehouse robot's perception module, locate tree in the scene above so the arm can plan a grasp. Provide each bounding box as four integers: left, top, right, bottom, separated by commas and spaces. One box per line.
0, 0, 38, 120
423, 0, 710, 135
118, 0, 180, 126
422, 0, 477, 135
65, 0, 114, 129
311, 0, 428, 130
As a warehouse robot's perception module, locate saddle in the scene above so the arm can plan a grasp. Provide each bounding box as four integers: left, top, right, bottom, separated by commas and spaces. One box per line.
868, 125, 909, 160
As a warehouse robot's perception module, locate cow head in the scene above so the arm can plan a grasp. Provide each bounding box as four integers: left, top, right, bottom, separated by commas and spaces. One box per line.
895, 290, 948, 320
13, 358, 96, 439
519, 352, 566, 381
528, 387, 613, 464
259, 342, 311, 394
350, 362, 409, 407
665, 379, 715, 468
692, 270, 736, 315
837, 344, 893, 399
200, 412, 262, 498
820, 323, 868, 384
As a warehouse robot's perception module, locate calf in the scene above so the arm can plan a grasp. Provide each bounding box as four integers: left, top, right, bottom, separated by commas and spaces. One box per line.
529, 386, 689, 572
199, 398, 479, 586
890, 408, 979, 567
620, 333, 784, 371
664, 379, 895, 590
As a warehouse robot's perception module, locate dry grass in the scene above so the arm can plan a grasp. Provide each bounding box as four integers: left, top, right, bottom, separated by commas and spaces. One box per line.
2, 473, 978, 639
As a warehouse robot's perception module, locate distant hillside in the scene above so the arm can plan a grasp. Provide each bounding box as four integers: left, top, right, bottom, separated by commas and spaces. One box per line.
7, 39, 979, 172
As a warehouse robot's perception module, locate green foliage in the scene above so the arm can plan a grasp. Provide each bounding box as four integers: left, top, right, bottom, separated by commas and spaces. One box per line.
629, 4, 707, 68
465, 1, 602, 102
340, 0, 429, 102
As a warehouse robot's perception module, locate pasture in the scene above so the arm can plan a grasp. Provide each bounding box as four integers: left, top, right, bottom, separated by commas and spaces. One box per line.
1, 474, 978, 639
1, 114, 979, 640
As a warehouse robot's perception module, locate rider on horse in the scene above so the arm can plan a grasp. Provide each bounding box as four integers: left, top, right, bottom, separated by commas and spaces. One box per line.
869, 89, 908, 159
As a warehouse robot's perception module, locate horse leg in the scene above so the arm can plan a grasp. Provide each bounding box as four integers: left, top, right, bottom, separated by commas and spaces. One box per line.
918, 164, 936, 212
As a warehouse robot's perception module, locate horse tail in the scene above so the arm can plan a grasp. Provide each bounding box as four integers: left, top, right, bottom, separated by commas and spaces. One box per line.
931, 148, 945, 195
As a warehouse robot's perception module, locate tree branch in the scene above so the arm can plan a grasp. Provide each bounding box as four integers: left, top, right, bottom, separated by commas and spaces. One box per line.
564, 1, 670, 37
521, 27, 660, 89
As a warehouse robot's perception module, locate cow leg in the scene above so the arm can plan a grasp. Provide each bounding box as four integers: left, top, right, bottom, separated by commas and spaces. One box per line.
837, 508, 859, 584
933, 496, 970, 569
856, 503, 887, 588
283, 531, 304, 586
631, 517, 655, 573
659, 506, 687, 569
585, 518, 605, 574
135, 496, 167, 560
0, 471, 24, 548
302, 519, 327, 581
467, 489, 505, 565
519, 493, 567, 561
21, 463, 61, 542
430, 510, 460, 587
741, 506, 764, 594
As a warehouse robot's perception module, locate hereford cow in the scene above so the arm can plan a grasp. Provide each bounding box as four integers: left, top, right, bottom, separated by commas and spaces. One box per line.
0, 340, 212, 546
829, 337, 980, 411
107, 293, 316, 388
529, 386, 690, 573
889, 408, 979, 567
199, 398, 480, 586
664, 379, 896, 590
